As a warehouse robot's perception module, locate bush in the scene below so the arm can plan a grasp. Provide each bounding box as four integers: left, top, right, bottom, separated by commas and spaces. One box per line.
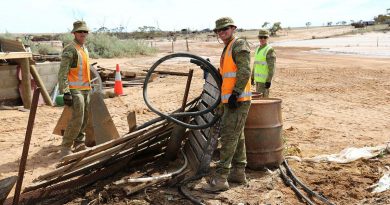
30, 43, 59, 55
59, 33, 157, 58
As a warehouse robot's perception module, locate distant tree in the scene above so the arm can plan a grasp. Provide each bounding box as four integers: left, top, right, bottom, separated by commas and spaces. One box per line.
327, 22, 333, 26
341, 21, 347, 25
270, 22, 282, 36
95, 26, 109, 33
374, 14, 390, 24
262, 22, 269, 28
305, 22, 311, 28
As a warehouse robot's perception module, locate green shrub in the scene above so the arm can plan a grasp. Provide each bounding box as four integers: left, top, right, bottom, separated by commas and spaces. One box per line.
59, 33, 157, 58
30, 43, 59, 55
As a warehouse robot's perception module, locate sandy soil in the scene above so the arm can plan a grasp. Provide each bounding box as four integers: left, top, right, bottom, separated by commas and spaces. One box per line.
1, 26, 390, 204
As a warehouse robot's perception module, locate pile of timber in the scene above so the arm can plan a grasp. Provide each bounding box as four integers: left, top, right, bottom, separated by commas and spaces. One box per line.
18, 120, 176, 203
96, 65, 192, 89
96, 65, 157, 88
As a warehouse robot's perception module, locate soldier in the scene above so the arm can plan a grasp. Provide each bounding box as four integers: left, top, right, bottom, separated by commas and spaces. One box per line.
202, 17, 251, 193
251, 29, 276, 97
58, 21, 91, 157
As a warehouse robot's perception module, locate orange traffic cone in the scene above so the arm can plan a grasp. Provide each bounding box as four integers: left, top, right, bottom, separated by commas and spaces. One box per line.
114, 64, 123, 95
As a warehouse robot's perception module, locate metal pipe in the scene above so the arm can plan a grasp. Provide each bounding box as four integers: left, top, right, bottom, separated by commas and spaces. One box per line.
12, 87, 41, 205
113, 149, 187, 184
283, 160, 334, 205
279, 165, 315, 205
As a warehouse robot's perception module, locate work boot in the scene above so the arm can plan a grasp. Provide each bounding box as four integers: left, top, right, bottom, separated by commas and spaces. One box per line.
202, 175, 229, 193
73, 142, 87, 152
60, 146, 72, 158
228, 167, 248, 185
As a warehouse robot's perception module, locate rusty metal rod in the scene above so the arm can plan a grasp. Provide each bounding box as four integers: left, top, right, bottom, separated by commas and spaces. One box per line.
12, 87, 41, 205
181, 69, 194, 111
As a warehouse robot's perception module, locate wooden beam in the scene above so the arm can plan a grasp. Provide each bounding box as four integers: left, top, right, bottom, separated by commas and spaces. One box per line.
0, 52, 32, 60
30, 65, 53, 106
17, 58, 32, 109
142, 69, 189, 76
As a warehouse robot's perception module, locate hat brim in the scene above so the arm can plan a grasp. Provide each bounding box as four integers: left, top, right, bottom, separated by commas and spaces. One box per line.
258, 34, 269, 37
71, 26, 90, 33
213, 23, 236, 32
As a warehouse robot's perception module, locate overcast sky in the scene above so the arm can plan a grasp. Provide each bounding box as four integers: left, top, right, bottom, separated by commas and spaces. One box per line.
1, 0, 388, 33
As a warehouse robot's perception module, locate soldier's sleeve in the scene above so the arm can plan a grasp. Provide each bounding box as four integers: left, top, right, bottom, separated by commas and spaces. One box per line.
251, 47, 257, 82
58, 46, 75, 94
232, 39, 251, 94
266, 48, 276, 83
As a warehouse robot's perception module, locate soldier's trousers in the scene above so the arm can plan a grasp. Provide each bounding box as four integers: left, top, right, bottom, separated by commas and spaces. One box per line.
255, 82, 269, 98
216, 101, 251, 178
62, 89, 90, 148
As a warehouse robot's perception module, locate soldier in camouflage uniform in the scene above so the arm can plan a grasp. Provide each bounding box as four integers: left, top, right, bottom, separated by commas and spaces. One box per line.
202, 17, 251, 193
58, 21, 91, 158
251, 29, 276, 97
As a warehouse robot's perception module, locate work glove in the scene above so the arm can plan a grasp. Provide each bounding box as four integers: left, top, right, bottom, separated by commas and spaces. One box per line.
265, 82, 271, 89
63, 92, 73, 107
228, 91, 240, 109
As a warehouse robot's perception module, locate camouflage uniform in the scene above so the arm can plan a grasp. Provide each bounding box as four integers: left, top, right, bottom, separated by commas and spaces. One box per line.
252, 29, 276, 98
58, 39, 90, 148
217, 37, 251, 178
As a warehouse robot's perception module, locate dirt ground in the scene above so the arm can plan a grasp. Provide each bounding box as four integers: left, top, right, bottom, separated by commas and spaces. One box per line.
1, 26, 390, 204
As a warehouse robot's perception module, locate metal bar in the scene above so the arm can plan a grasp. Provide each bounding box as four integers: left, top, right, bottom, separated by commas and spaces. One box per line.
181, 69, 194, 111
279, 165, 315, 205
12, 87, 41, 205
283, 160, 334, 205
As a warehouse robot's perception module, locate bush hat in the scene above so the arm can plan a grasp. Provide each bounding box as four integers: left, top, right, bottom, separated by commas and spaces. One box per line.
214, 17, 236, 32
71, 21, 90, 33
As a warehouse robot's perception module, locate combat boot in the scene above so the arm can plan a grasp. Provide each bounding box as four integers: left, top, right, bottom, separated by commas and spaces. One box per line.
73, 142, 86, 152
60, 146, 72, 158
228, 167, 248, 185
202, 175, 229, 193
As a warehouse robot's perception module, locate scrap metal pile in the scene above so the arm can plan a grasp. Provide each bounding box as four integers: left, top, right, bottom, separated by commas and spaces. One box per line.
5, 53, 222, 205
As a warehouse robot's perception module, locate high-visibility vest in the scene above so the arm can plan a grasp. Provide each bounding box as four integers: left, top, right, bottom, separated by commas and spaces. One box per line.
253, 44, 272, 83
220, 38, 251, 103
68, 42, 91, 90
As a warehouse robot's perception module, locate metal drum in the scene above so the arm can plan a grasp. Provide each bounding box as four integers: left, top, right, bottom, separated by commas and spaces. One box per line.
244, 98, 283, 169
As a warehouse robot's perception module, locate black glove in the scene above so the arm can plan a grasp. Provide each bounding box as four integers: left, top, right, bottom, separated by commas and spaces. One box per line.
265, 82, 271, 89
63, 92, 73, 106
228, 91, 239, 109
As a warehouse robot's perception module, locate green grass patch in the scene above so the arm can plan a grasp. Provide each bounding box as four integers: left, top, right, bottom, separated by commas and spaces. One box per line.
59, 33, 157, 58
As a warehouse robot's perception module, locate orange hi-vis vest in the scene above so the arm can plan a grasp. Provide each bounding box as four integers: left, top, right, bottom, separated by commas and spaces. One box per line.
220, 38, 251, 103
68, 42, 91, 90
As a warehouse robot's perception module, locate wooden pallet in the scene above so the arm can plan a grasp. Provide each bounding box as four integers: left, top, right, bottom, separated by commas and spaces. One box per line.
183, 74, 220, 175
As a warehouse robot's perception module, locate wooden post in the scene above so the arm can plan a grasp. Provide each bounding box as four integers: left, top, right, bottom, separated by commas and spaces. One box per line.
12, 88, 40, 205
171, 40, 174, 53
30, 65, 54, 106
19, 58, 32, 109
186, 38, 189, 51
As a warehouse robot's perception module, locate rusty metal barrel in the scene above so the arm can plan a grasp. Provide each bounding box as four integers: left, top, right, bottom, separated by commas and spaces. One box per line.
244, 98, 283, 169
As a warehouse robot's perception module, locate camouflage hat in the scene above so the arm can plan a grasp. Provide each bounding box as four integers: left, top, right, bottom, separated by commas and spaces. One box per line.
258, 29, 269, 37
71, 20, 90, 33
214, 17, 236, 31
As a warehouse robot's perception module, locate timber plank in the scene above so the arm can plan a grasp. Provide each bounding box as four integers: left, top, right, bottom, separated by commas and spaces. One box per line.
201, 92, 217, 107
184, 142, 200, 171
188, 132, 203, 161
0, 52, 32, 59
203, 82, 220, 99
191, 129, 207, 149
